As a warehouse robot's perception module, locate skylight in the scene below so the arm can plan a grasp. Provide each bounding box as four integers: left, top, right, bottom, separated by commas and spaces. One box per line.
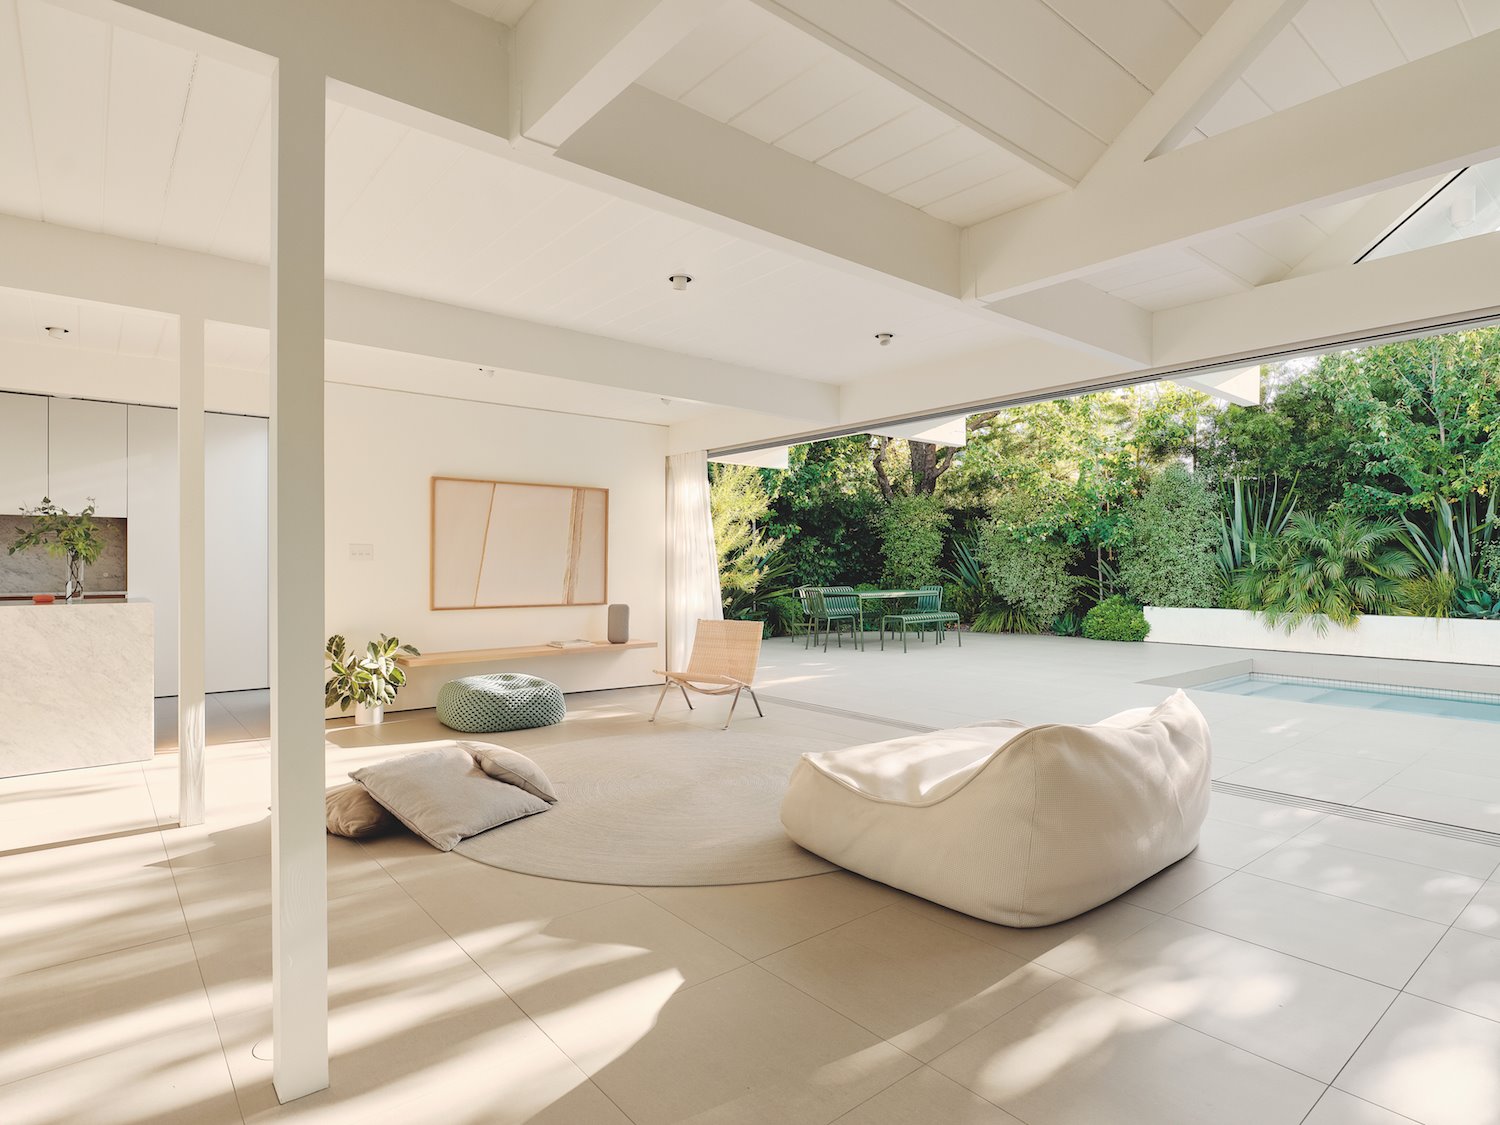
1361, 158, 1500, 263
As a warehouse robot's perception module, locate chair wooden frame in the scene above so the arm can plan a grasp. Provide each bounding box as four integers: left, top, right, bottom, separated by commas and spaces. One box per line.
650, 619, 766, 729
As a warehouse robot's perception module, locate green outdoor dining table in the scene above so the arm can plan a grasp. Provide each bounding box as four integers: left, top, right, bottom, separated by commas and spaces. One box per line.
853, 590, 924, 644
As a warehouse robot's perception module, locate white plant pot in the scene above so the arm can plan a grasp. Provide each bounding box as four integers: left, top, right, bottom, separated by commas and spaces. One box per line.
354, 702, 384, 726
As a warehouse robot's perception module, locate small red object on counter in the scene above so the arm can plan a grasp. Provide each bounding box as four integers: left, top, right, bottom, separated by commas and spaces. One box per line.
32, 594, 55, 604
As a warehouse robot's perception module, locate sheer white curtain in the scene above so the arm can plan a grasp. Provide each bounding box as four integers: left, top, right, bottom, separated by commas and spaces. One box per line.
665, 450, 722, 669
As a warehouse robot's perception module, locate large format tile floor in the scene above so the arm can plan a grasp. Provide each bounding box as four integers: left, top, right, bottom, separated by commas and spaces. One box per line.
2, 633, 1498, 1123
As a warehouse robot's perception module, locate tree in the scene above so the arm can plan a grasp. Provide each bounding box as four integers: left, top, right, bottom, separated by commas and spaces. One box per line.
977, 490, 1082, 627
871, 436, 958, 498
1117, 466, 1222, 608
763, 438, 883, 586
710, 464, 783, 607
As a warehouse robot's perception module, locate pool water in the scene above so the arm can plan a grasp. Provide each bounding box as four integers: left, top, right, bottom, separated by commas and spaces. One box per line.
1198, 673, 1500, 724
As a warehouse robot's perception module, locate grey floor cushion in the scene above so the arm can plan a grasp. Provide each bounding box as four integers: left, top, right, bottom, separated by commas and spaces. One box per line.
351, 744, 550, 851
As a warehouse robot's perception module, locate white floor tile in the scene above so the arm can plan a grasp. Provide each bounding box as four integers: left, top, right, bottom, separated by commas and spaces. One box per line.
899, 896, 1159, 976
1221, 748, 1402, 804
831, 1067, 1025, 1124
1296, 813, 1500, 879
1246, 839, 1484, 924
1304, 1087, 1432, 1124
1358, 784, 1500, 834
1406, 927, 1500, 1022
1458, 881, 1500, 937
584, 963, 919, 1125
1171, 872, 1446, 987
760, 904, 1061, 1062
1120, 856, 1234, 912
640, 871, 903, 959
930, 977, 1324, 1125
1065, 915, 1394, 1081
1336, 993, 1500, 1125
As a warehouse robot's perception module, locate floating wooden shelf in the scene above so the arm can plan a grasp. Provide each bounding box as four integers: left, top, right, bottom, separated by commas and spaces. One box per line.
394, 640, 656, 668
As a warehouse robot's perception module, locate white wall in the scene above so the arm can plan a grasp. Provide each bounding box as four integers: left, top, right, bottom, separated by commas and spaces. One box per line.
205, 413, 269, 693
324, 383, 667, 711
126, 405, 180, 693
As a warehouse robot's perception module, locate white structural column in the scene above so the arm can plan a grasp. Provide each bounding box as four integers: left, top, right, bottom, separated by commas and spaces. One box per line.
177, 314, 206, 826
268, 58, 329, 1102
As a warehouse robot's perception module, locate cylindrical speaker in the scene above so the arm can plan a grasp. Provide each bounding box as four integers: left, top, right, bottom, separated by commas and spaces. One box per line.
607, 604, 630, 644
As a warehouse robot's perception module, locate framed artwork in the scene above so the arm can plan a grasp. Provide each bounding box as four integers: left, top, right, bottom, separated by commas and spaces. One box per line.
430, 476, 608, 610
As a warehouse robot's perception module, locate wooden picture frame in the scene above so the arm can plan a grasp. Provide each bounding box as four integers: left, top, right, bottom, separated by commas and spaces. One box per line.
430, 476, 609, 610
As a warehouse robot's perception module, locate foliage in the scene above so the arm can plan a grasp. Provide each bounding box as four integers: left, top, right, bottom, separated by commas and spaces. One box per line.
977, 492, 1083, 626
1217, 475, 1297, 593
763, 439, 884, 587
1081, 597, 1149, 642
939, 535, 995, 624
8, 497, 106, 565
324, 634, 419, 711
1051, 610, 1082, 637
1117, 466, 1222, 608
1230, 512, 1416, 635
879, 494, 950, 588
712, 464, 785, 606
973, 603, 1043, 635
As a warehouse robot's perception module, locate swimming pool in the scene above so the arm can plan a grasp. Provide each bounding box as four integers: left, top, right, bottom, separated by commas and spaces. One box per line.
1196, 672, 1500, 723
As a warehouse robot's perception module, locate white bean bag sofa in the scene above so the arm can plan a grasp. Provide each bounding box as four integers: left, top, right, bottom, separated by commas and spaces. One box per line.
780, 690, 1211, 927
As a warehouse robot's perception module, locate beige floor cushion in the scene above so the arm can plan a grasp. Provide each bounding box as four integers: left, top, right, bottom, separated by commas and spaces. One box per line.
780, 690, 1212, 927
351, 743, 550, 851
325, 782, 402, 838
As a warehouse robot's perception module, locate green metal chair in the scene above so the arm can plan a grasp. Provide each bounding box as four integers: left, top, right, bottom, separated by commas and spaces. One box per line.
790, 586, 819, 648
881, 585, 961, 653
814, 586, 863, 651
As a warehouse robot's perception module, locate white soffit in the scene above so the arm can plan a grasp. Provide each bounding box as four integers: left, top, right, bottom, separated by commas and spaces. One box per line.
445, 0, 538, 25
710, 446, 791, 469
1180, 0, 1486, 147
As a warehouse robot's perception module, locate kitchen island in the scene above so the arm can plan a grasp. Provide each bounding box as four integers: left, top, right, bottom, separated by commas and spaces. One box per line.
0, 599, 154, 777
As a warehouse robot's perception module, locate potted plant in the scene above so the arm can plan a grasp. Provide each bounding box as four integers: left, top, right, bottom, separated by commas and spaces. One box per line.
324, 634, 420, 725
8, 497, 107, 603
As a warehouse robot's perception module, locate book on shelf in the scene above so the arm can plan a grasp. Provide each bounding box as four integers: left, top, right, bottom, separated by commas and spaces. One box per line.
547, 639, 596, 649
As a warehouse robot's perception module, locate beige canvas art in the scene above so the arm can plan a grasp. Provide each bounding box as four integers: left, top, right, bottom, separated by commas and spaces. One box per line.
431, 477, 608, 609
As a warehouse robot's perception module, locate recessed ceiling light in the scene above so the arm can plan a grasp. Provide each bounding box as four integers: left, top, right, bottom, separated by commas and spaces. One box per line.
668, 273, 692, 291
44, 325, 70, 339
476, 366, 496, 377
875, 332, 894, 346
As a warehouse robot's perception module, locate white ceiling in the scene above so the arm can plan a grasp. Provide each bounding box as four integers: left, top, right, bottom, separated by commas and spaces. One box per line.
1186, 0, 1492, 143
445, 0, 537, 26
638, 0, 1234, 226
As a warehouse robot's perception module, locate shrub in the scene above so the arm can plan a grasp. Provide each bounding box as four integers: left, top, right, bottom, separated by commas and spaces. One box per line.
1081, 597, 1150, 642
973, 603, 1043, 634
977, 494, 1081, 625
1118, 466, 1222, 608
1230, 512, 1415, 634
879, 494, 950, 589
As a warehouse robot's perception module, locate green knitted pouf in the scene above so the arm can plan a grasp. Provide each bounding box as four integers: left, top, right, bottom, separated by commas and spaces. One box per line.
436, 673, 566, 734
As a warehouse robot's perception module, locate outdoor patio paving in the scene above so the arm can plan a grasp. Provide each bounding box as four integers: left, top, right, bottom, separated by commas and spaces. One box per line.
1, 634, 1497, 1123
759, 630, 1500, 835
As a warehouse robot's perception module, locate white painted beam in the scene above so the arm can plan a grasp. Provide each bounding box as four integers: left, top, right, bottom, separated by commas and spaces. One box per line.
0, 215, 836, 418
268, 60, 328, 1104
867, 417, 967, 448
710, 446, 791, 470
985, 281, 1153, 366
1155, 229, 1500, 369
1176, 367, 1261, 406
516, 0, 712, 148
1087, 0, 1306, 179
557, 86, 961, 299
176, 314, 206, 827
1284, 177, 1448, 279
754, 0, 1088, 185
967, 29, 1500, 302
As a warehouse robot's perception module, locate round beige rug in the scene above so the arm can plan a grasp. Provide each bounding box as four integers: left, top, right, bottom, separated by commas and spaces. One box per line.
452, 725, 839, 886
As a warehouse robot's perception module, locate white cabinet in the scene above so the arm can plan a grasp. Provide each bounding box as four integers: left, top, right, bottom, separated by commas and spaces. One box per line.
48, 398, 127, 516
0, 393, 49, 512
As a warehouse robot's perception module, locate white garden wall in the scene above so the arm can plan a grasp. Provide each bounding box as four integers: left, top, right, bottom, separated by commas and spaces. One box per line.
1145, 606, 1500, 666
323, 383, 667, 712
